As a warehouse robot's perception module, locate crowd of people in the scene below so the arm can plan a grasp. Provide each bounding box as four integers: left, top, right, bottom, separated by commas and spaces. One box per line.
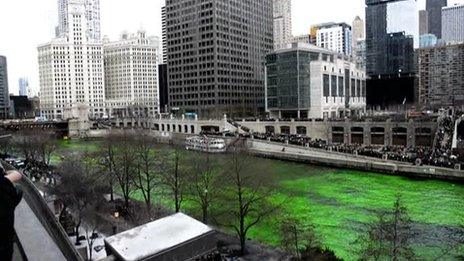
247, 131, 460, 169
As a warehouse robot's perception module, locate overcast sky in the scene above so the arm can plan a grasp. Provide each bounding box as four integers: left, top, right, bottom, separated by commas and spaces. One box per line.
0, 0, 463, 95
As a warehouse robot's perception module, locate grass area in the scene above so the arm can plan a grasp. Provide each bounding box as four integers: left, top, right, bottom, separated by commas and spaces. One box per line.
60, 140, 464, 260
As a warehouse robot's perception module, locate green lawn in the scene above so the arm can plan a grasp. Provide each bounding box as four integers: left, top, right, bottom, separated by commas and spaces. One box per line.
61, 140, 464, 260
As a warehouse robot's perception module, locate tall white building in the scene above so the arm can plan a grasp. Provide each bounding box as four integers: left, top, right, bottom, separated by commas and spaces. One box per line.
315, 23, 353, 56
103, 31, 160, 117
57, 0, 101, 40
18, 78, 29, 96
273, 0, 292, 50
39, 0, 105, 120
442, 4, 464, 44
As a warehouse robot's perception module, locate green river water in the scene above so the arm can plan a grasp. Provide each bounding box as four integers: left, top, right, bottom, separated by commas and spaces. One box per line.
57, 140, 464, 260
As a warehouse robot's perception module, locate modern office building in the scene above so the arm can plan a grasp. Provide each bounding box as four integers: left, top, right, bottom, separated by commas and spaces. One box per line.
419, 10, 429, 35
164, 0, 273, 117
161, 6, 167, 64
315, 22, 353, 56
57, 0, 101, 40
354, 39, 367, 70
442, 4, 464, 44
365, 0, 419, 107
0, 56, 9, 118
426, 0, 447, 39
273, 0, 292, 50
158, 64, 168, 113
418, 43, 464, 108
352, 16, 365, 45
38, 0, 105, 120
420, 34, 438, 47
103, 31, 160, 118
292, 34, 313, 45
265, 43, 366, 119
18, 78, 29, 96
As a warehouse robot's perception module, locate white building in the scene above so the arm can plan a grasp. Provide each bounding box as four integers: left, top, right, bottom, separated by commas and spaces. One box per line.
265, 43, 366, 119
273, 0, 292, 50
18, 78, 29, 97
103, 31, 160, 118
442, 4, 464, 44
57, 0, 101, 40
39, 0, 105, 120
315, 23, 353, 56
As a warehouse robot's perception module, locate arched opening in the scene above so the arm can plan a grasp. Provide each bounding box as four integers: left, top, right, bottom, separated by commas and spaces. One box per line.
265, 126, 275, 134
296, 126, 307, 135
332, 126, 344, 144
167, 124, 170, 132
161, 124, 165, 132
191, 125, 195, 134
178, 125, 182, 133
351, 127, 364, 145
280, 126, 290, 135
371, 127, 385, 146
415, 127, 432, 147
201, 125, 220, 133
392, 127, 407, 146
184, 125, 188, 133
154, 124, 160, 131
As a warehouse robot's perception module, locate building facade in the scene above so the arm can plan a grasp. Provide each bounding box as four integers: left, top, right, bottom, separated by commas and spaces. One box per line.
0, 56, 9, 118
352, 16, 365, 44
273, 0, 292, 50
161, 6, 167, 64
365, 0, 418, 107
418, 43, 464, 108
57, 0, 101, 40
442, 4, 464, 44
103, 31, 160, 118
18, 78, 29, 96
292, 34, 313, 45
354, 39, 366, 70
164, 0, 273, 117
158, 64, 168, 113
419, 34, 438, 48
265, 43, 366, 119
38, 0, 105, 120
315, 22, 353, 56
426, 0, 447, 39
419, 10, 429, 35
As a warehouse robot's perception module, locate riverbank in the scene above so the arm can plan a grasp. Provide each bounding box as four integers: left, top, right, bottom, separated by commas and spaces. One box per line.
247, 139, 464, 182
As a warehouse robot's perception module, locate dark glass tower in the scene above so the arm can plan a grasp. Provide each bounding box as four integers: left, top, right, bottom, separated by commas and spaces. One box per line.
365, 0, 418, 107
426, 0, 447, 39
164, 0, 273, 118
0, 56, 9, 118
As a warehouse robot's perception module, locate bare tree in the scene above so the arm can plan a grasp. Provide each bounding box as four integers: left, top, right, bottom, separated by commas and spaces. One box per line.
189, 150, 220, 224
113, 132, 137, 211
133, 134, 160, 216
279, 217, 320, 259
356, 195, 416, 261
54, 155, 101, 246
161, 146, 184, 213
82, 204, 102, 261
99, 134, 119, 202
37, 131, 57, 165
220, 143, 276, 255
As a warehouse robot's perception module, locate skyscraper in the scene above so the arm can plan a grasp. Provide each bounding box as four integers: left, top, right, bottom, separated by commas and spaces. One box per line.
419, 10, 429, 35
442, 4, 464, 44
0, 56, 10, 118
352, 16, 365, 41
426, 0, 447, 39
273, 0, 292, 50
39, 0, 105, 120
57, 0, 101, 40
365, 0, 418, 106
18, 78, 29, 96
315, 22, 353, 56
103, 31, 160, 117
164, 0, 273, 117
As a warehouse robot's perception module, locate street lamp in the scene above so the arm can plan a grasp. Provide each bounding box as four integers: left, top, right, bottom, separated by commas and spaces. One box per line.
113, 212, 119, 235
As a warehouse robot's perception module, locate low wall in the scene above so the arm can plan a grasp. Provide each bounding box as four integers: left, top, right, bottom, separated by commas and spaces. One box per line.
247, 140, 464, 181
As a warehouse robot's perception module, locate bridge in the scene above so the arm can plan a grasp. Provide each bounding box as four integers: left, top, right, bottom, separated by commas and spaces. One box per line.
0, 120, 69, 137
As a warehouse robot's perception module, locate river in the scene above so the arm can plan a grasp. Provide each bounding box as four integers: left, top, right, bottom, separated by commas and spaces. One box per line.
57, 139, 464, 260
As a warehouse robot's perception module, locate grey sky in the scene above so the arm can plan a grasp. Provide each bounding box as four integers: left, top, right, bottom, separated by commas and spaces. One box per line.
0, 0, 463, 95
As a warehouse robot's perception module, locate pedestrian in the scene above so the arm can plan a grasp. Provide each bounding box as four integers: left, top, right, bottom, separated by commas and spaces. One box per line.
0, 163, 23, 261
